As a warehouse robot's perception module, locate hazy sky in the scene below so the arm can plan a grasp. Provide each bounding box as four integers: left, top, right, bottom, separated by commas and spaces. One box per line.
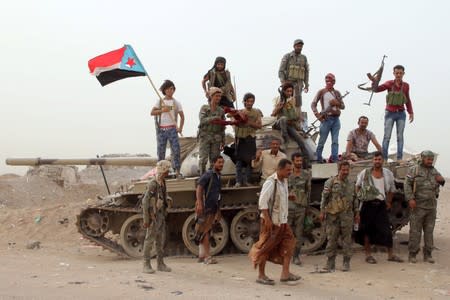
1, 0, 449, 176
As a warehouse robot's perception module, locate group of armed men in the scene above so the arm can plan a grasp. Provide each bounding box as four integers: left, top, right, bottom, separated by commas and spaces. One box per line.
139, 39, 446, 285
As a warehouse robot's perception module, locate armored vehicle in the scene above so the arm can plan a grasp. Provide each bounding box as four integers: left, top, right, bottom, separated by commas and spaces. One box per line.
6, 120, 414, 258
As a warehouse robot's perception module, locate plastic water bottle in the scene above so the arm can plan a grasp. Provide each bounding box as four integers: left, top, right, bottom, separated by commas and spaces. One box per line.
353, 223, 359, 231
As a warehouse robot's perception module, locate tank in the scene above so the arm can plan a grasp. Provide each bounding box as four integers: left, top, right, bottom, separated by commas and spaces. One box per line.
5, 122, 414, 259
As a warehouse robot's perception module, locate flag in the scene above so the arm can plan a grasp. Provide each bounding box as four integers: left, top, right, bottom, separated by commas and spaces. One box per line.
88, 45, 147, 86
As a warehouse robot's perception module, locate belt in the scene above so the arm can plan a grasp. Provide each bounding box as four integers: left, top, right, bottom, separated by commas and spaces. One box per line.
386, 108, 404, 113
366, 199, 385, 205
159, 126, 176, 131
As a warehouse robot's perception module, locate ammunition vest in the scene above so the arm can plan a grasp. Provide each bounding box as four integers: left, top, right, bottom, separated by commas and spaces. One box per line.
235, 108, 261, 138
325, 176, 352, 214
208, 69, 233, 99
199, 104, 225, 135
287, 54, 307, 81
386, 83, 407, 106
356, 168, 383, 202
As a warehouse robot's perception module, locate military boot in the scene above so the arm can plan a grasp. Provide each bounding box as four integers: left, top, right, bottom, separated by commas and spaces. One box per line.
157, 256, 172, 272
143, 259, 155, 274
423, 250, 435, 264
323, 256, 336, 272
342, 257, 351, 272
408, 253, 417, 263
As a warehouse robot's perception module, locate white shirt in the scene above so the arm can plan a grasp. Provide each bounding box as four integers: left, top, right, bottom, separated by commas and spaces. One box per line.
251, 150, 287, 179
356, 168, 396, 200
258, 172, 289, 225
154, 98, 183, 127
322, 91, 340, 114
372, 176, 386, 200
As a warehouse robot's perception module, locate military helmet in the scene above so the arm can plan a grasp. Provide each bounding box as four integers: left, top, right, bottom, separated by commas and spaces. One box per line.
208, 87, 222, 97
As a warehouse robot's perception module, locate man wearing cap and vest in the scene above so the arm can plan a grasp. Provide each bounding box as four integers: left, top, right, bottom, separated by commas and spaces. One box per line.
404, 150, 445, 263
279, 39, 309, 113
198, 87, 236, 175
311, 73, 345, 163
202, 56, 236, 108
142, 160, 173, 274
372, 65, 414, 160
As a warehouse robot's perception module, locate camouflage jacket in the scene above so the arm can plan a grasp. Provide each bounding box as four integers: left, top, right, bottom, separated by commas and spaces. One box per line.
288, 169, 311, 208
320, 176, 357, 214
404, 164, 442, 209
198, 104, 225, 142
142, 178, 167, 224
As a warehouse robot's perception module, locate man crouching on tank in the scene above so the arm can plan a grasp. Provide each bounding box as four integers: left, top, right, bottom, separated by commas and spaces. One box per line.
142, 160, 172, 274
195, 155, 225, 264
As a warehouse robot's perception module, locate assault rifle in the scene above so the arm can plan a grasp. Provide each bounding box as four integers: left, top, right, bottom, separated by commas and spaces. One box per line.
358, 55, 387, 106
305, 91, 349, 137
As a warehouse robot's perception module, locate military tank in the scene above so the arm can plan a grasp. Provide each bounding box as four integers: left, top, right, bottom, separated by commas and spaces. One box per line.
5, 120, 413, 259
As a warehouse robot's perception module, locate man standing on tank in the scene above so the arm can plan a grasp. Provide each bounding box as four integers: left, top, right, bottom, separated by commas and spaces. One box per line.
198, 87, 235, 175
151, 80, 184, 178
279, 39, 309, 114
371, 65, 414, 160
202, 56, 236, 107
234, 92, 263, 187
142, 160, 173, 274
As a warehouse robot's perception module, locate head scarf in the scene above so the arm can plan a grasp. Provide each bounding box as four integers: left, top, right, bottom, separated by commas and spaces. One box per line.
325, 73, 336, 89
420, 150, 435, 158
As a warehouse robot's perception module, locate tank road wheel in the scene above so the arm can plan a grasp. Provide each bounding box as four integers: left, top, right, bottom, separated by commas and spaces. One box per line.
182, 213, 229, 256
120, 214, 159, 259
301, 207, 326, 253
230, 208, 260, 253
78, 210, 110, 237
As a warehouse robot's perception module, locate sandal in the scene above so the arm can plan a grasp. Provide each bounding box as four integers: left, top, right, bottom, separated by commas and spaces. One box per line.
197, 257, 205, 263
388, 255, 404, 263
203, 256, 218, 265
256, 277, 275, 285
280, 273, 301, 282
365, 256, 377, 264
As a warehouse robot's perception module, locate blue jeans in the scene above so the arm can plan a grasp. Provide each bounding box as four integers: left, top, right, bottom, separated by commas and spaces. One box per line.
157, 127, 181, 171
383, 111, 406, 160
316, 116, 340, 162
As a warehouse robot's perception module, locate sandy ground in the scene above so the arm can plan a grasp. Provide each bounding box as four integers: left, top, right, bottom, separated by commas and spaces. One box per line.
0, 172, 450, 299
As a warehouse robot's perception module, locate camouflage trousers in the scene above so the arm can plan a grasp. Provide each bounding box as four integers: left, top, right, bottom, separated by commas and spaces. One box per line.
325, 210, 353, 258
198, 134, 221, 175
287, 204, 307, 255
408, 207, 436, 255
143, 210, 166, 259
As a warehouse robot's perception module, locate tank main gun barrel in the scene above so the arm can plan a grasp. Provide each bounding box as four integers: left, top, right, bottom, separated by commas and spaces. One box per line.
5, 157, 158, 166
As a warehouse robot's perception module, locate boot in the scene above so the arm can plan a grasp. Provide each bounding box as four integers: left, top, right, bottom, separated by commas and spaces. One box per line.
408, 253, 417, 264
143, 259, 155, 274
342, 257, 351, 272
423, 250, 435, 264
157, 256, 172, 272
323, 256, 336, 272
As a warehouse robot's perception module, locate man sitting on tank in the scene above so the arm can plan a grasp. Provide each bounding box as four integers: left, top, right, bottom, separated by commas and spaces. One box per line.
251, 138, 286, 185
344, 116, 382, 161
271, 82, 309, 160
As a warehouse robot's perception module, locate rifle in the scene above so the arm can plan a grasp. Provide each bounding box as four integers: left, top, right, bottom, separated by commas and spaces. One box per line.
358, 55, 387, 106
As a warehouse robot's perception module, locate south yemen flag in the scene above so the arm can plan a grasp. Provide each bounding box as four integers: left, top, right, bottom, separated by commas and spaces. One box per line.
88, 45, 147, 86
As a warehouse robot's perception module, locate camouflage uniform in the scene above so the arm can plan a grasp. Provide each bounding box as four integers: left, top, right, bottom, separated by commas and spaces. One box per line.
278, 51, 309, 108
320, 175, 357, 271
198, 104, 225, 175
287, 169, 311, 262
142, 178, 170, 273
404, 161, 443, 262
